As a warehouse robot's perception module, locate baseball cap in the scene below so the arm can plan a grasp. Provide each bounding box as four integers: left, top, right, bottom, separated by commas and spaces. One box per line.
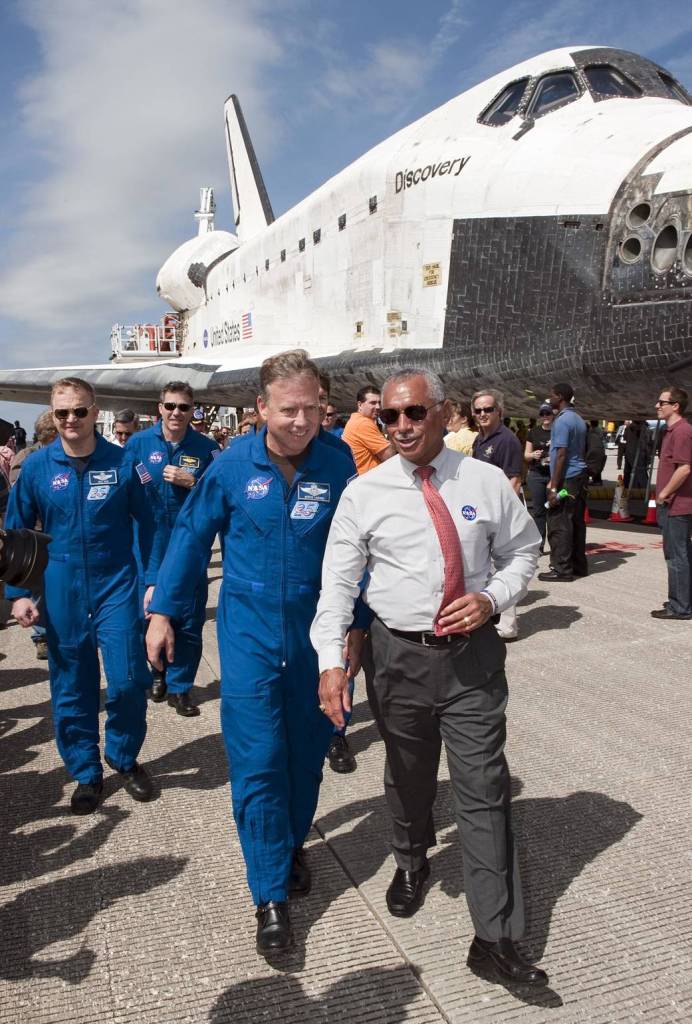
538, 404, 553, 415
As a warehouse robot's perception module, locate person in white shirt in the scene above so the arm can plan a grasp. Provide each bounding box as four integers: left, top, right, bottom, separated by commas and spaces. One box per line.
311, 368, 546, 988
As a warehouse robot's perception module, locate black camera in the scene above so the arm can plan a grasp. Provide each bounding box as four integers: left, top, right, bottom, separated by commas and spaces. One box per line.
0, 528, 51, 590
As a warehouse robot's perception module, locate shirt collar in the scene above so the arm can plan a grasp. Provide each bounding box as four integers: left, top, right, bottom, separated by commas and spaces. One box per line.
250, 424, 318, 472
399, 443, 449, 482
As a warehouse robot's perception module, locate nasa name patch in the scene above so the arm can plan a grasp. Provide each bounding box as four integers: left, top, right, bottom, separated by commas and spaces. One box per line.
148, 450, 164, 464
297, 481, 330, 503
87, 485, 110, 501
245, 475, 272, 501
51, 472, 70, 491
88, 469, 117, 486
461, 505, 477, 522
290, 501, 319, 520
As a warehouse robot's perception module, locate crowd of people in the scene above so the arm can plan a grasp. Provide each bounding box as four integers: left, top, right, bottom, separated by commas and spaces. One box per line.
2, 356, 691, 987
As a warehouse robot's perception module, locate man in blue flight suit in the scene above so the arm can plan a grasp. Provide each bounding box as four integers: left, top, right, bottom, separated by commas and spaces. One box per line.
128, 381, 218, 717
6, 378, 163, 814
146, 350, 362, 956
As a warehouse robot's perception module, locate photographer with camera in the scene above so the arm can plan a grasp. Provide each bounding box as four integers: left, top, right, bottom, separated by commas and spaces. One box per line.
5, 378, 165, 815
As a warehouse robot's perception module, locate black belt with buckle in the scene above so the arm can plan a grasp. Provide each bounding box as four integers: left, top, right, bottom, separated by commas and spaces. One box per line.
387, 627, 465, 647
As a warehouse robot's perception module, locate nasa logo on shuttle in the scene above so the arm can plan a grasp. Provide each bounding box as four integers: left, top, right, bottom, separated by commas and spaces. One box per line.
245, 475, 273, 500
395, 156, 471, 193
148, 451, 164, 464
461, 505, 477, 522
203, 329, 209, 349
51, 472, 70, 491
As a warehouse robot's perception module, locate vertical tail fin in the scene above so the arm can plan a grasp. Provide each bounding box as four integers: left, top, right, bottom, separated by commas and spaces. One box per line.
224, 95, 274, 244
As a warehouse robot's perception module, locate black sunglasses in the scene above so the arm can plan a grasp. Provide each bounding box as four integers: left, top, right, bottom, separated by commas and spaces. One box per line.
379, 400, 444, 426
473, 405, 496, 415
53, 403, 95, 420
162, 402, 192, 412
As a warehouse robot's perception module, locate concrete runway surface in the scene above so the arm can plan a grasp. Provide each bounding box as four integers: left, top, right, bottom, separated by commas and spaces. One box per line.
1, 516, 690, 1023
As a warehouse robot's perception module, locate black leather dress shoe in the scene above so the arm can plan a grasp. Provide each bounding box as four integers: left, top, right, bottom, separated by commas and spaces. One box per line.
150, 674, 167, 702
328, 734, 356, 773
167, 692, 200, 717
650, 607, 692, 620
385, 861, 430, 917
289, 847, 311, 897
105, 756, 154, 802
71, 780, 103, 815
256, 901, 292, 954
537, 569, 574, 582
467, 936, 548, 986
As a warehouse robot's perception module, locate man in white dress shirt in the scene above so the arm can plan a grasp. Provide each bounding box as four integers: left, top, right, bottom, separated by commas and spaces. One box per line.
311, 369, 547, 987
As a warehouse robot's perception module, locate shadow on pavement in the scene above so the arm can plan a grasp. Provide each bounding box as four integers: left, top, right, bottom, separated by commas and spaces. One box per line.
209, 965, 436, 1023
0, 696, 132, 887
0, 664, 50, 695
305, 778, 641, 1003
147, 732, 230, 792
0, 855, 187, 983
585, 544, 636, 575
517, 605, 582, 638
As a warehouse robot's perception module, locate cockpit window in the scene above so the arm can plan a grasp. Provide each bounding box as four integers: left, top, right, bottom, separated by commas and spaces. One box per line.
583, 65, 642, 98
527, 72, 581, 117
658, 70, 689, 104
479, 78, 529, 126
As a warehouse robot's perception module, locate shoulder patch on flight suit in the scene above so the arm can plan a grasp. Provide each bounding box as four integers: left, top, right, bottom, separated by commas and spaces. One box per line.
135, 462, 153, 483
87, 485, 110, 500
51, 472, 70, 491
290, 501, 319, 520
297, 482, 331, 502
245, 475, 273, 500
179, 455, 200, 469
148, 451, 164, 464
88, 469, 118, 486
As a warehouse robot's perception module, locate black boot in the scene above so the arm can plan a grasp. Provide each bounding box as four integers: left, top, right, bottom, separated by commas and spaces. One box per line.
105, 756, 154, 802
256, 901, 292, 955
167, 691, 200, 717
289, 847, 311, 897
467, 936, 548, 986
327, 734, 356, 773
71, 779, 103, 815
150, 671, 167, 702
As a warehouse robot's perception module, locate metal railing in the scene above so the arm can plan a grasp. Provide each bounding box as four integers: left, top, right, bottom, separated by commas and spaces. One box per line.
110, 320, 180, 359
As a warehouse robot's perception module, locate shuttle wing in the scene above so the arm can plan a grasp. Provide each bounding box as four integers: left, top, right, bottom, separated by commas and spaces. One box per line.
224, 95, 274, 243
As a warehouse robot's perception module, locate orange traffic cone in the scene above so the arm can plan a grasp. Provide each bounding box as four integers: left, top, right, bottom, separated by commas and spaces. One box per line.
609, 475, 633, 523
642, 489, 658, 525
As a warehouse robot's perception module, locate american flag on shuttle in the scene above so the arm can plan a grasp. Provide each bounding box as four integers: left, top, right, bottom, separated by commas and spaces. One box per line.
242, 312, 253, 339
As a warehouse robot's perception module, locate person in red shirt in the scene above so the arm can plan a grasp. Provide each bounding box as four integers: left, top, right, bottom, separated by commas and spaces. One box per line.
652, 385, 692, 620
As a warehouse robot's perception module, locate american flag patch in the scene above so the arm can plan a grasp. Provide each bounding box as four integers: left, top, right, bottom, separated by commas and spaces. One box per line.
135, 462, 153, 483
241, 311, 253, 339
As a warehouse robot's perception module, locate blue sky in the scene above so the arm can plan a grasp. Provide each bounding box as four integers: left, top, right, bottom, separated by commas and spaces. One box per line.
2, 0, 692, 429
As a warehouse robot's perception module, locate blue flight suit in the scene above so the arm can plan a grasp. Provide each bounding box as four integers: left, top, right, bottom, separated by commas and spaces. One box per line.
5, 434, 163, 784
149, 426, 355, 905
127, 422, 218, 694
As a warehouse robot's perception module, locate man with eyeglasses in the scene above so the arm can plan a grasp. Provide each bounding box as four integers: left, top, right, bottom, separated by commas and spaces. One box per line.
5, 377, 164, 814
651, 386, 692, 620
111, 409, 139, 446
471, 390, 524, 640
312, 368, 546, 987
127, 381, 219, 717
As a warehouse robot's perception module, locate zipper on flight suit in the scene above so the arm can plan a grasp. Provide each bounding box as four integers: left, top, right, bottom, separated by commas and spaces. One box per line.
77, 465, 94, 618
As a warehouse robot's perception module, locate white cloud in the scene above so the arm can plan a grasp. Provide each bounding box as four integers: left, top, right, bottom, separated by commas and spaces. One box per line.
0, 0, 285, 330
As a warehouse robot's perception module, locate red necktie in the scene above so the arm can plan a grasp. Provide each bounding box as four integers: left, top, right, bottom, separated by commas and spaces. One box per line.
415, 465, 466, 635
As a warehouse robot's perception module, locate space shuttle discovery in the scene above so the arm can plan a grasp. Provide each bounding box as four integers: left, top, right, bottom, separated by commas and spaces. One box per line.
2, 45, 692, 417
